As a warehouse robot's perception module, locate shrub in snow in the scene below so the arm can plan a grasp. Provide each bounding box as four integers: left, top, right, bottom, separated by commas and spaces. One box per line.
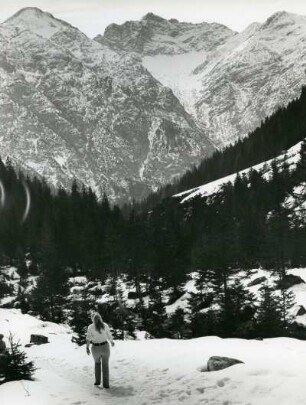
0, 333, 36, 384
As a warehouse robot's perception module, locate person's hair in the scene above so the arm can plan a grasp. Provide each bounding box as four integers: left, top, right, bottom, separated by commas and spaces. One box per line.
0, 334, 3, 339
92, 313, 105, 333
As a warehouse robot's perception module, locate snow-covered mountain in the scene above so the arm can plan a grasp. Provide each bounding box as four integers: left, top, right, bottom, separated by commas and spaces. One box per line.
97, 11, 306, 147
3, 8, 306, 203
0, 8, 214, 203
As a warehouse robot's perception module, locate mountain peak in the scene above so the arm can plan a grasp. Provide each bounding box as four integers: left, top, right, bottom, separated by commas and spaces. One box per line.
4, 7, 74, 38
142, 13, 166, 23
5, 7, 53, 22
262, 10, 301, 29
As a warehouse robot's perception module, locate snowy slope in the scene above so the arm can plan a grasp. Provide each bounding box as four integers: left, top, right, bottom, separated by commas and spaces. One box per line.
175, 139, 303, 203
4, 264, 306, 327
98, 11, 306, 147
2, 308, 306, 405
167, 268, 306, 326
0, 8, 214, 203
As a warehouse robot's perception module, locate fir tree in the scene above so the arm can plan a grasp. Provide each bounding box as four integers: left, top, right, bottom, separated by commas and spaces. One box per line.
30, 267, 69, 322
166, 308, 187, 339
0, 333, 36, 384
279, 288, 295, 328
145, 280, 168, 338
69, 288, 93, 345
256, 285, 284, 338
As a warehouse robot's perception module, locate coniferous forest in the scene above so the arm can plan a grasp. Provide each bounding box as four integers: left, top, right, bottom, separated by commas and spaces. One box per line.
1, 88, 306, 341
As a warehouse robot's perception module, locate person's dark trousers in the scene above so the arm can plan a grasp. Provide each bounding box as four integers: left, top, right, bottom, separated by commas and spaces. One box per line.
102, 354, 109, 388
95, 362, 101, 385
91, 343, 111, 388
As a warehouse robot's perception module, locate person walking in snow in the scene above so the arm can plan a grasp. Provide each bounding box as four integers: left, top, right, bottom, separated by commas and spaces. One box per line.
86, 312, 115, 388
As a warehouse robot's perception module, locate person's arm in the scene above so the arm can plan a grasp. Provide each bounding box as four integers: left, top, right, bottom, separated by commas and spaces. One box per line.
105, 324, 115, 347
86, 327, 91, 355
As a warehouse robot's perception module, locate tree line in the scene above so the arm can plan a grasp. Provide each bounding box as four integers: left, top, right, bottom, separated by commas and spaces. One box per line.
0, 88, 306, 340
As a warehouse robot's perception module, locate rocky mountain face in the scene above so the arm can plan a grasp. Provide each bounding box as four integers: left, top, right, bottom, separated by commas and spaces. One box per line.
96, 12, 235, 56
0, 8, 214, 203
97, 11, 306, 147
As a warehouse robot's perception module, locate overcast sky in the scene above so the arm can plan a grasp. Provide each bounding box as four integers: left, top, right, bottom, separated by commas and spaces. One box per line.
1, 0, 306, 37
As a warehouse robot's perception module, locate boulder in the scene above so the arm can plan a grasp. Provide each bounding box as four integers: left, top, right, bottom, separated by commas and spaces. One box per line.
296, 305, 306, 316
30, 334, 49, 345
248, 276, 267, 287
27, 310, 39, 317
278, 274, 305, 289
127, 291, 148, 300
206, 356, 244, 372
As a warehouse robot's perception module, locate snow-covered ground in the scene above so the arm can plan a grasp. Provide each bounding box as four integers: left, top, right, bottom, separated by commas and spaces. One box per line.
165, 268, 306, 324
3, 265, 306, 324
175, 140, 302, 203
1, 308, 306, 405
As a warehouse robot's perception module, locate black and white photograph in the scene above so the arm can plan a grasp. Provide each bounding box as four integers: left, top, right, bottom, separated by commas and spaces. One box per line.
0, 0, 306, 404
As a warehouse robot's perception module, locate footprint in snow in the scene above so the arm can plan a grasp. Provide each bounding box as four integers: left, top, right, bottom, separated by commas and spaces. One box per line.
217, 377, 230, 387
102, 385, 134, 397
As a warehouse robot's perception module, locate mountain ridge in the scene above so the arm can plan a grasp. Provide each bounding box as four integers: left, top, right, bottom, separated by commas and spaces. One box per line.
0, 7, 214, 203
97, 10, 306, 147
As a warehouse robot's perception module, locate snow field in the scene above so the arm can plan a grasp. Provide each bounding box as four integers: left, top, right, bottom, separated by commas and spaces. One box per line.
1, 309, 306, 405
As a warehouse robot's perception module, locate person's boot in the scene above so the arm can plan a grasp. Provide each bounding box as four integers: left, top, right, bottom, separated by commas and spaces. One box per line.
94, 362, 101, 386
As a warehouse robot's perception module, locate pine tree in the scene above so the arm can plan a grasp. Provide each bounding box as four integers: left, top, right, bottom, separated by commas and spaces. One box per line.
256, 285, 284, 338
0, 333, 36, 384
69, 288, 93, 345
187, 270, 214, 313
217, 279, 255, 337
30, 267, 69, 322
17, 259, 28, 279
166, 308, 187, 339
145, 280, 168, 338
279, 288, 295, 328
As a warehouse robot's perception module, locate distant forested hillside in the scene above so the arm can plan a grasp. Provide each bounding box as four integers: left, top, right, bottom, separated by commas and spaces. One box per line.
0, 87, 306, 339
139, 87, 306, 211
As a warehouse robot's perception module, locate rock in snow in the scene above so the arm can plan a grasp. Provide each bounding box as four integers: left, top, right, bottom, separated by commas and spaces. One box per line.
296, 305, 306, 316
206, 356, 244, 372
247, 276, 267, 287
278, 274, 305, 290
30, 334, 49, 345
